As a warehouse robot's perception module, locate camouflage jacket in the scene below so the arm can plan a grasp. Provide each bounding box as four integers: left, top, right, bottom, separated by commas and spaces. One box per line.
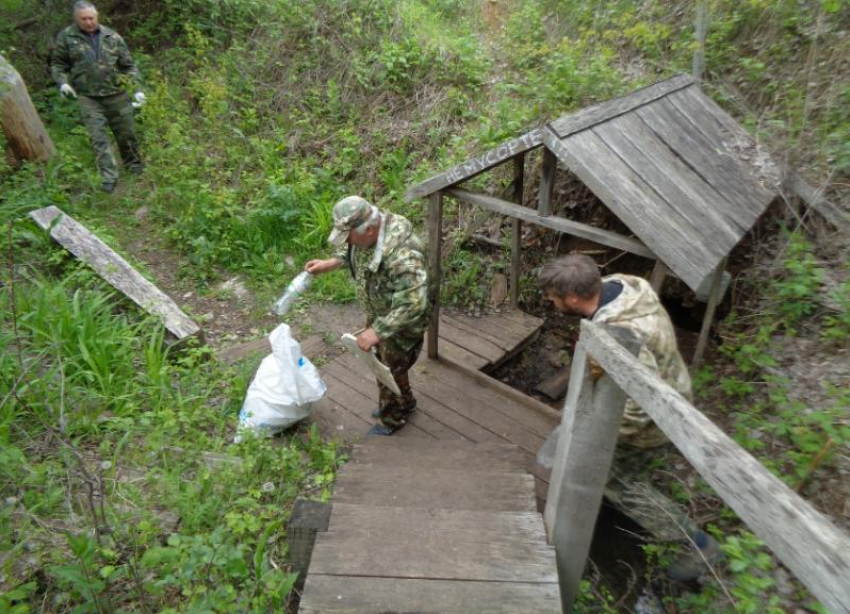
336, 213, 432, 350
50, 25, 139, 97
593, 274, 693, 449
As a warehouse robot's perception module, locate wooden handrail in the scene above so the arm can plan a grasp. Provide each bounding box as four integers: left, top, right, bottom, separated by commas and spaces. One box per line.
547, 320, 850, 614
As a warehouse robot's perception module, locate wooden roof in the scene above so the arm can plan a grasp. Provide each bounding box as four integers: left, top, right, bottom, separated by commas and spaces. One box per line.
406, 74, 783, 292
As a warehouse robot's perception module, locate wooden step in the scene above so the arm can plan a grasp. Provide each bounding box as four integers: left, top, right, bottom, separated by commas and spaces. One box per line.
347, 439, 528, 473
299, 576, 561, 614
311, 503, 556, 583
333, 464, 537, 511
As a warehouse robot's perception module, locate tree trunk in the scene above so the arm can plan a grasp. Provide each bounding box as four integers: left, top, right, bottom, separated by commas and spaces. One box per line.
0, 54, 55, 164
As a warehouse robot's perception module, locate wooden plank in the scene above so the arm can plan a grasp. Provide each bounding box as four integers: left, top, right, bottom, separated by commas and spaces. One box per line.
427, 191, 443, 359
332, 465, 537, 511
322, 370, 430, 441
549, 74, 694, 139
595, 113, 743, 243
312, 504, 555, 582
405, 131, 544, 202
428, 334, 489, 370
412, 358, 558, 438
438, 317, 506, 362
434, 355, 563, 424
308, 396, 371, 442
447, 309, 541, 344
335, 352, 500, 444
791, 174, 850, 232
299, 576, 560, 614
542, 128, 707, 291
538, 147, 557, 216
348, 441, 528, 473
440, 313, 514, 351
447, 187, 655, 259
322, 358, 446, 440
635, 98, 773, 227
29, 206, 202, 341
544, 342, 628, 613
667, 87, 782, 198
581, 320, 850, 614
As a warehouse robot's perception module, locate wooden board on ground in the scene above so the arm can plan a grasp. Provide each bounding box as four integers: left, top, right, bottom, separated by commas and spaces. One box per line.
299, 576, 560, 614
29, 206, 202, 342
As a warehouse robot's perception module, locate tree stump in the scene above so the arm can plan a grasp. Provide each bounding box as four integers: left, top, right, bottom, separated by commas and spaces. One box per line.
0, 54, 55, 164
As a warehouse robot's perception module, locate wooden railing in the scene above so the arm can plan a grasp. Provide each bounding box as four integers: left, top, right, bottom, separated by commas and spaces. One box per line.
545, 320, 850, 614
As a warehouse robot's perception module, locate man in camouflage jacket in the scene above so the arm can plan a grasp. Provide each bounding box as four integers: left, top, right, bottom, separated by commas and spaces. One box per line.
306, 196, 433, 435
50, 1, 145, 192
539, 254, 722, 580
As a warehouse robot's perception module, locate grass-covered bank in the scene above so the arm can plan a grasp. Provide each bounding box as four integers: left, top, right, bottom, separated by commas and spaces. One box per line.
2, 0, 849, 611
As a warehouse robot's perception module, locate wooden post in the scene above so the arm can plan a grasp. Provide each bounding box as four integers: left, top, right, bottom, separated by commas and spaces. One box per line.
649, 260, 668, 294
692, 0, 708, 83
544, 340, 627, 613
582, 320, 850, 614
538, 148, 556, 217
0, 55, 55, 164
510, 153, 525, 307
692, 256, 726, 368
427, 191, 443, 359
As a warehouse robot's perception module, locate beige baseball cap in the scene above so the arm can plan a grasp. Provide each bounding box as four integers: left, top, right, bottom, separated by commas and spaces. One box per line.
327, 196, 375, 246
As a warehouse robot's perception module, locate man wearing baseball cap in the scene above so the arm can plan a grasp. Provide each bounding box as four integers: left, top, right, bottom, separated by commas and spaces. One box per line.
306, 196, 433, 435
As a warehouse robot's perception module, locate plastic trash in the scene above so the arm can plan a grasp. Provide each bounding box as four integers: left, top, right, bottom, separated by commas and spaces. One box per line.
235, 323, 326, 441
272, 271, 313, 316
536, 425, 561, 469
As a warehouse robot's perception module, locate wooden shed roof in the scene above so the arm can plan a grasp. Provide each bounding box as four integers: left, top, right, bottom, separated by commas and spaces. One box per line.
405, 75, 783, 292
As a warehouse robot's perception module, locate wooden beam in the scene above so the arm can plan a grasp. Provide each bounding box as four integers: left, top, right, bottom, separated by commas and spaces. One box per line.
538, 148, 556, 217
511, 154, 525, 307
427, 191, 443, 359
649, 260, 668, 293
549, 74, 695, 139
405, 130, 544, 202
446, 188, 655, 259
691, 256, 726, 368
544, 335, 635, 613
790, 174, 850, 232
29, 206, 203, 342
581, 320, 850, 614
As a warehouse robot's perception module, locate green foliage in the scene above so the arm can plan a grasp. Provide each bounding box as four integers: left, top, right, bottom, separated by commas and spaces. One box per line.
666, 530, 786, 614
773, 232, 824, 325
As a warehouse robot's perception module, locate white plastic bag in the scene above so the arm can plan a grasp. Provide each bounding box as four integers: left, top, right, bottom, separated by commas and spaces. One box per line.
235, 323, 327, 440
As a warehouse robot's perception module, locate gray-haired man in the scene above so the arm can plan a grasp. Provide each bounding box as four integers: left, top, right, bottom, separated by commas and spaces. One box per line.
50, 1, 146, 192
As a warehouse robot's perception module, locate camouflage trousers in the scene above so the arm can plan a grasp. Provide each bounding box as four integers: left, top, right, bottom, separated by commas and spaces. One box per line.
376, 337, 423, 429
78, 93, 141, 185
604, 444, 701, 543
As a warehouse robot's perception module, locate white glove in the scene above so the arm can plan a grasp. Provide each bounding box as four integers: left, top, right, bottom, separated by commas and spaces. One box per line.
131, 91, 147, 108
59, 84, 77, 99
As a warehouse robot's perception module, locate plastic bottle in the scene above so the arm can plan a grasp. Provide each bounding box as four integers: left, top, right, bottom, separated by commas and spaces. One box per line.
272, 271, 313, 316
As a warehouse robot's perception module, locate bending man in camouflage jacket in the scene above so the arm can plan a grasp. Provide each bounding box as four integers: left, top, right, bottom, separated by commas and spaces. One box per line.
306, 196, 433, 435
50, 1, 145, 192
539, 254, 722, 581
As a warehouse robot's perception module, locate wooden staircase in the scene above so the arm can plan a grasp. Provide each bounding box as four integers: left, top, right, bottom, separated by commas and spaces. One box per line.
298, 437, 561, 614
